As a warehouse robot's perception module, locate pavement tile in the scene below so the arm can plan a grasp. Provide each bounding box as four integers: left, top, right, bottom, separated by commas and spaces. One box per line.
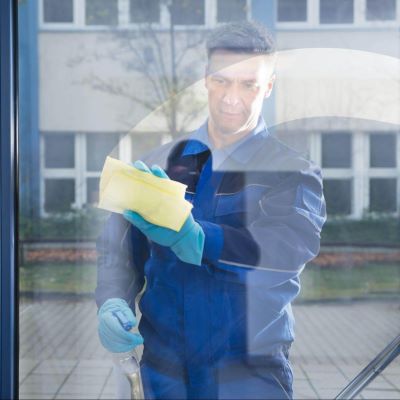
19, 381, 60, 395
64, 373, 108, 386
361, 388, 400, 399
19, 394, 54, 400
32, 359, 77, 375
293, 379, 314, 389
384, 375, 400, 390
55, 394, 100, 400
57, 382, 102, 396
73, 365, 111, 376
99, 394, 116, 400
77, 359, 113, 369
22, 373, 66, 386
315, 388, 342, 399
20, 359, 40, 374
293, 387, 318, 399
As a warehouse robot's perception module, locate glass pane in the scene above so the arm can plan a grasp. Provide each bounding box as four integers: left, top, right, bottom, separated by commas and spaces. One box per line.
370, 178, 397, 212
43, 0, 73, 23
322, 133, 352, 168
277, 0, 307, 22
320, 0, 354, 24
323, 179, 352, 215
44, 133, 75, 168
171, 0, 205, 25
44, 178, 75, 212
366, 0, 396, 21
87, 177, 100, 204
370, 133, 397, 168
86, 0, 118, 26
130, 0, 160, 23
86, 133, 119, 172
217, 0, 247, 23
17, 0, 400, 399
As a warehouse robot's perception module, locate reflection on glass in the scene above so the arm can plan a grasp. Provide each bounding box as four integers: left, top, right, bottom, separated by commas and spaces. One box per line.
366, 0, 396, 21
44, 133, 75, 168
277, 0, 307, 22
129, 0, 161, 23
44, 178, 75, 212
369, 178, 397, 212
171, 0, 205, 25
86, 133, 119, 172
86, 0, 119, 26
320, 0, 354, 24
43, 0, 73, 23
323, 178, 352, 215
217, 0, 247, 22
87, 177, 100, 205
322, 132, 352, 168
370, 133, 397, 168
17, 0, 400, 399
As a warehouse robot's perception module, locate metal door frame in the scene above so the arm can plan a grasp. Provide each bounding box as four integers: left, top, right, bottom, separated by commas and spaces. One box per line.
0, 0, 19, 398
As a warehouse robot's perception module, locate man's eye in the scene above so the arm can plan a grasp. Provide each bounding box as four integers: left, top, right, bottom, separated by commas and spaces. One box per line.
213, 77, 225, 84
243, 82, 257, 90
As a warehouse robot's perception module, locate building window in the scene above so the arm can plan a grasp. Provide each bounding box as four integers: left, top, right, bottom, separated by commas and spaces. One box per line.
320, 0, 354, 24
44, 134, 75, 169
366, 0, 396, 20
370, 133, 397, 168
277, 0, 307, 22
322, 133, 352, 168
129, 0, 160, 23
86, 134, 119, 172
85, 0, 119, 26
171, 0, 205, 25
324, 179, 352, 215
217, 0, 247, 23
87, 177, 100, 204
43, 0, 74, 23
370, 178, 397, 212
44, 178, 75, 212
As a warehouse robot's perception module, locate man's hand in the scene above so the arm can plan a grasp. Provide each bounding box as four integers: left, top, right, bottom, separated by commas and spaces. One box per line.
123, 161, 205, 266
98, 298, 144, 353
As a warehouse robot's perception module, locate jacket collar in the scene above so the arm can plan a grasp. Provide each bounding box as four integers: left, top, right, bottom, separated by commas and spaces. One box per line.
182, 117, 269, 165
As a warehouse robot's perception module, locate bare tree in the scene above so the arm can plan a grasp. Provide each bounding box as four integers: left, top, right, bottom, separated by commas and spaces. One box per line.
70, 1, 208, 138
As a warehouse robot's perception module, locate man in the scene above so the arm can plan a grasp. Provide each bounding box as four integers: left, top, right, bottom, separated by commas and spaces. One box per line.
96, 21, 326, 399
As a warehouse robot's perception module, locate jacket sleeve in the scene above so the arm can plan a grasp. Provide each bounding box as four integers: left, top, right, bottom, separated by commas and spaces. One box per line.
197, 164, 326, 288
95, 213, 149, 310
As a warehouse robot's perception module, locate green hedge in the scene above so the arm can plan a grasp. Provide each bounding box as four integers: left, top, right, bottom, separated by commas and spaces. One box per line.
19, 207, 108, 241
321, 216, 400, 245
20, 209, 400, 245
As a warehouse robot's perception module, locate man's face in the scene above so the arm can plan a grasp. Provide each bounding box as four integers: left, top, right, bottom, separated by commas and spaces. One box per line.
205, 50, 275, 137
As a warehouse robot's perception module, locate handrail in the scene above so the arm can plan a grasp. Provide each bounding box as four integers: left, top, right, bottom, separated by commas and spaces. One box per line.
335, 334, 400, 399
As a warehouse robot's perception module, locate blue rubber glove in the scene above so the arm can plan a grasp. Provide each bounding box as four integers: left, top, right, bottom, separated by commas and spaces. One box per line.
98, 298, 144, 353
123, 161, 205, 266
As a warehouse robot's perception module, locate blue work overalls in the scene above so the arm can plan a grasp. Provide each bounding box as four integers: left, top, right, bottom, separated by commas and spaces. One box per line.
96, 119, 326, 399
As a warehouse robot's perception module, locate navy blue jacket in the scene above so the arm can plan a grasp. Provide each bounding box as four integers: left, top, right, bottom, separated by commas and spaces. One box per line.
95, 121, 326, 377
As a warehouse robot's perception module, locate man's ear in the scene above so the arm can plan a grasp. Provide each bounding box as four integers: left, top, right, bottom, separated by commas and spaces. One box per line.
264, 73, 276, 99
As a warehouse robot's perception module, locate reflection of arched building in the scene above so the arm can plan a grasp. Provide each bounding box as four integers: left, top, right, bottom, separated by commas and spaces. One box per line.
19, 0, 399, 218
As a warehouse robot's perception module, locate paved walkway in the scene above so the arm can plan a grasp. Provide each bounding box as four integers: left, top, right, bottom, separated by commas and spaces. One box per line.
19, 299, 400, 399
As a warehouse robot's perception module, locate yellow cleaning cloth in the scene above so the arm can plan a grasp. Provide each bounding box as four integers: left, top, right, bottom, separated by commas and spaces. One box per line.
98, 157, 193, 231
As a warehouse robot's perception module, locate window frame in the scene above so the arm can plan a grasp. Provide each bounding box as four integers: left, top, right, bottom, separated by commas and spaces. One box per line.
39, 0, 252, 30
40, 132, 125, 216
315, 130, 400, 219
276, 0, 400, 30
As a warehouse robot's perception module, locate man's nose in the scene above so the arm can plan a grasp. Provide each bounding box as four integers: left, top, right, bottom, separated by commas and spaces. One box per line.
222, 84, 240, 106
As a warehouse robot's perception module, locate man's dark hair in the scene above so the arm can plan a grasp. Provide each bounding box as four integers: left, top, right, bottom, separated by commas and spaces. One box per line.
206, 21, 275, 59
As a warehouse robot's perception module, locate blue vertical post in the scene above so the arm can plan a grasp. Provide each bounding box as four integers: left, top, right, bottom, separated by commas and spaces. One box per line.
0, 0, 19, 398
251, 0, 277, 127
19, 0, 40, 220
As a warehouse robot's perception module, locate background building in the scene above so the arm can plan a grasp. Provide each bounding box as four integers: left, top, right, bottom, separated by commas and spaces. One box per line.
19, 0, 400, 219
